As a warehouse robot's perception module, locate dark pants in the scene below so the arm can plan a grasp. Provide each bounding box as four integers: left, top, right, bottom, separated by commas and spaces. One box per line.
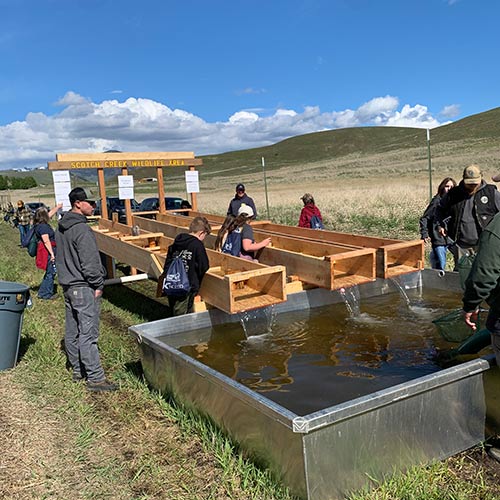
38, 255, 56, 299
485, 309, 500, 367
167, 292, 195, 317
63, 286, 105, 382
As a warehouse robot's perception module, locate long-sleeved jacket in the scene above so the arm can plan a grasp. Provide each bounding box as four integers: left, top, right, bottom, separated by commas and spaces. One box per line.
463, 212, 500, 314
419, 194, 447, 245
298, 204, 323, 228
435, 181, 500, 245
55, 211, 105, 290
227, 193, 257, 218
164, 233, 209, 294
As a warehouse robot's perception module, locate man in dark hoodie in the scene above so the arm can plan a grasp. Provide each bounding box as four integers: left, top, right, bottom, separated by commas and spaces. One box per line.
435, 164, 500, 269
163, 216, 211, 316
227, 183, 257, 219
56, 187, 117, 392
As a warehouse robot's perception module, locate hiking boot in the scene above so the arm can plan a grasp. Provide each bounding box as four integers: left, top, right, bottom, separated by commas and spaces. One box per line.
86, 379, 118, 392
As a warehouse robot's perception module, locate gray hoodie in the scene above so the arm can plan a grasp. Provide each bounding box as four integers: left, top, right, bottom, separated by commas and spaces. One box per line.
55, 212, 105, 290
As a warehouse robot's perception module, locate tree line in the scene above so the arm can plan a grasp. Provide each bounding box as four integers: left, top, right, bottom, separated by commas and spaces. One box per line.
0, 175, 38, 190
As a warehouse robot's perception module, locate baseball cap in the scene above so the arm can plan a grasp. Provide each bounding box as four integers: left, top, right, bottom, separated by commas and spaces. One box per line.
237, 203, 254, 218
462, 164, 482, 185
69, 187, 94, 205
236, 183, 245, 192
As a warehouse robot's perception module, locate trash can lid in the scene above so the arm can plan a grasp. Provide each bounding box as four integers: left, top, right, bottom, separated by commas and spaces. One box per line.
0, 281, 30, 294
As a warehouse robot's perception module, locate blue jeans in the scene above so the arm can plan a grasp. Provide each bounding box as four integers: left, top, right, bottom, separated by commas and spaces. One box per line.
430, 245, 447, 270
18, 224, 29, 245
63, 286, 105, 382
38, 255, 56, 298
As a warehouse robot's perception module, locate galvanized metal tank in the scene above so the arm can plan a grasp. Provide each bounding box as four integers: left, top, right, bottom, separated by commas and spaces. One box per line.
130, 270, 493, 500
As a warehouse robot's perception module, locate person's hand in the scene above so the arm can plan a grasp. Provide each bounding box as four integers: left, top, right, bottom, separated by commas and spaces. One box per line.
263, 237, 272, 247
95, 289, 103, 298
462, 309, 479, 331
423, 237, 431, 243
438, 227, 446, 237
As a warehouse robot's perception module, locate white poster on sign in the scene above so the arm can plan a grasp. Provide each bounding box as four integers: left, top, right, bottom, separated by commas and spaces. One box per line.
185, 170, 199, 193
52, 170, 72, 211
118, 175, 134, 199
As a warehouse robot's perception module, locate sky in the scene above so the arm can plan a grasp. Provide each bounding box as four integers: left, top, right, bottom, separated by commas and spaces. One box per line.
1, 0, 499, 170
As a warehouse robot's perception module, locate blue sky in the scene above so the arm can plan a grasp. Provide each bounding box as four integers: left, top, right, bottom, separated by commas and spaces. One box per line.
1, 0, 499, 170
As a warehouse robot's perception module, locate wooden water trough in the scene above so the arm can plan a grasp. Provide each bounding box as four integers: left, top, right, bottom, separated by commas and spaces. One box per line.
133, 213, 376, 290
157, 211, 424, 279
93, 219, 287, 314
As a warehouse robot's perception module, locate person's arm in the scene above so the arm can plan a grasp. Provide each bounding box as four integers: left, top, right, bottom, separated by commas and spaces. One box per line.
242, 236, 271, 252
419, 199, 436, 241
494, 190, 500, 211
41, 233, 55, 262
48, 203, 63, 219
249, 199, 257, 219
434, 194, 449, 237
298, 208, 308, 228
462, 230, 500, 329
75, 230, 105, 291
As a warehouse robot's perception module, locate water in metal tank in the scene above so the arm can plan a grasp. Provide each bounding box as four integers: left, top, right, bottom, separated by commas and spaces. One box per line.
161, 288, 472, 416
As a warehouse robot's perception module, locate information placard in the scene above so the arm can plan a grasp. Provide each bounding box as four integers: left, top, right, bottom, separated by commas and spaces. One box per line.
185, 170, 199, 193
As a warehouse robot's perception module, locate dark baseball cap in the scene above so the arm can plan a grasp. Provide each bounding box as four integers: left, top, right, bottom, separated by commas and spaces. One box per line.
69, 187, 94, 205
236, 183, 245, 192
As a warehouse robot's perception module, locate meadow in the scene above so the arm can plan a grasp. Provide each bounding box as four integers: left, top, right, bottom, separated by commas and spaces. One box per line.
1, 174, 500, 499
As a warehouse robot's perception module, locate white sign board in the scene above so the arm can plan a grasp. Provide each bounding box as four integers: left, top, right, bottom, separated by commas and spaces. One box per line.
52, 170, 72, 211
185, 170, 199, 193
118, 175, 134, 200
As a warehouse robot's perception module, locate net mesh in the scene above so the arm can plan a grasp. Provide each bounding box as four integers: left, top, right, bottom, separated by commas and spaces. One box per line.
432, 308, 480, 343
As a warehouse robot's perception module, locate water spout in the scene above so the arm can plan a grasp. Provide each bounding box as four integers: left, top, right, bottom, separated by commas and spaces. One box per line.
238, 305, 277, 338
338, 286, 361, 317
389, 277, 411, 307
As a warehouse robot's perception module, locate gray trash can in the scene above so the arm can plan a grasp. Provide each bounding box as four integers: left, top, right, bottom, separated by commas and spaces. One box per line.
0, 281, 30, 371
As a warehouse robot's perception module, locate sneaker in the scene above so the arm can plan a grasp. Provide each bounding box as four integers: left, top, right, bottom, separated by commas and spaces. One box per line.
86, 379, 118, 392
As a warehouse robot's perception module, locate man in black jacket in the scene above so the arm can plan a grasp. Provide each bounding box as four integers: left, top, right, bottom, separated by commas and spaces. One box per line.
435, 165, 500, 269
56, 187, 117, 392
163, 216, 211, 316
227, 183, 257, 219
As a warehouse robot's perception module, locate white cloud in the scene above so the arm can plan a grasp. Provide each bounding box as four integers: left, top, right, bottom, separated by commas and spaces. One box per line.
235, 87, 267, 95
111, 89, 123, 94
440, 104, 460, 118
0, 92, 451, 170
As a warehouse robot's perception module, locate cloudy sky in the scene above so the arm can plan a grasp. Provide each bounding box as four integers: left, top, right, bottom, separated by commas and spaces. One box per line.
1, 0, 499, 170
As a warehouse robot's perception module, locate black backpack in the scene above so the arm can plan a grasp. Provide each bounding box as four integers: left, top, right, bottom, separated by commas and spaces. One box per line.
310, 215, 324, 230
221, 229, 242, 257
162, 255, 190, 296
